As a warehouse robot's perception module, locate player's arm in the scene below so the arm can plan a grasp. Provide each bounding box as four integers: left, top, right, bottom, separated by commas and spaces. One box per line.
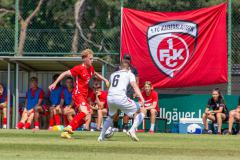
145, 102, 157, 110
213, 106, 224, 113
205, 107, 210, 114
130, 81, 144, 104
94, 72, 110, 88
95, 92, 105, 110
49, 70, 71, 90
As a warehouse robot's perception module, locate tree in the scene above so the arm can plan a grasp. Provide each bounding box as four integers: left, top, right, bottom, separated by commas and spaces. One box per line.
17, 0, 44, 55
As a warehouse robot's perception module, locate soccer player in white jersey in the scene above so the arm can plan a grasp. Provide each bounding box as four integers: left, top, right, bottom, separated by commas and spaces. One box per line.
98, 60, 145, 142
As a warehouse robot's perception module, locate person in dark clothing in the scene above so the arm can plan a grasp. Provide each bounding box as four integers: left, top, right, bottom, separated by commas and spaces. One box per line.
202, 88, 228, 134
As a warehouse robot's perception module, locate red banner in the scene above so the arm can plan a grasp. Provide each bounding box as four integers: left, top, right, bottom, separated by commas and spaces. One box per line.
121, 3, 227, 88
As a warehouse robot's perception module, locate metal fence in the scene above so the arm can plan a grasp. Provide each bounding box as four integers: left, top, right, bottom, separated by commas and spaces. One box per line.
0, 0, 239, 94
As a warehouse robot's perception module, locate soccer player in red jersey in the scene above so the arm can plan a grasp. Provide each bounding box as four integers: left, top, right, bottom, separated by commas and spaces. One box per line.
87, 78, 108, 131
48, 49, 109, 138
0, 83, 8, 129
140, 81, 159, 134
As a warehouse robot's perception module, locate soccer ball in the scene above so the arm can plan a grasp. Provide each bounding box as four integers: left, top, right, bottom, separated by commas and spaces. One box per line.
104, 127, 114, 138
52, 125, 64, 131
187, 124, 202, 134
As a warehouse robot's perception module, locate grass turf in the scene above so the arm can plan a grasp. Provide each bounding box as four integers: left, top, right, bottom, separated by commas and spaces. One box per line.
0, 130, 240, 160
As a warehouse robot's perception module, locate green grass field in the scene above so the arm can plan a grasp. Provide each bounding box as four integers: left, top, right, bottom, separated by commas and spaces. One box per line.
0, 130, 240, 160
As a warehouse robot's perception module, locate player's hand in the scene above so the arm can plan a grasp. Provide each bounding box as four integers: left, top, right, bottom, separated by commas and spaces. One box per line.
105, 81, 110, 88
96, 91, 101, 97
48, 83, 56, 91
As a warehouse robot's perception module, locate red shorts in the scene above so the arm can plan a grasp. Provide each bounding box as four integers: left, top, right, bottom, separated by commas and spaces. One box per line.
72, 94, 90, 112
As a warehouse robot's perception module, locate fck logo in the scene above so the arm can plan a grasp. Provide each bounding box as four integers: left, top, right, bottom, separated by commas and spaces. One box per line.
147, 21, 198, 78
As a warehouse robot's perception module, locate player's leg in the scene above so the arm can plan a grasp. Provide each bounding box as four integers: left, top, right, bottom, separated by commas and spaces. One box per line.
48, 106, 55, 130
63, 96, 90, 135
228, 110, 240, 134
63, 107, 69, 127
2, 107, 7, 129
96, 109, 107, 130
112, 110, 120, 131
149, 109, 157, 133
85, 110, 93, 131
202, 113, 215, 133
54, 105, 62, 126
122, 98, 145, 141
216, 113, 226, 134
122, 114, 129, 132
25, 110, 34, 129
33, 105, 43, 130
17, 108, 28, 129
98, 103, 117, 141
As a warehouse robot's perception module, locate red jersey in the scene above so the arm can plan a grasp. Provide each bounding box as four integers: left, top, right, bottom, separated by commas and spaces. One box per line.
89, 91, 108, 109
141, 90, 159, 111
70, 64, 95, 99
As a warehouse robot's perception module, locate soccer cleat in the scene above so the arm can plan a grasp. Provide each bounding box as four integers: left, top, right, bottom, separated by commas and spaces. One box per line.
123, 129, 127, 133
97, 136, 105, 142
63, 126, 74, 134
48, 127, 53, 131
149, 130, 154, 134
127, 131, 139, 142
61, 132, 72, 139
2, 125, 7, 129
105, 127, 114, 139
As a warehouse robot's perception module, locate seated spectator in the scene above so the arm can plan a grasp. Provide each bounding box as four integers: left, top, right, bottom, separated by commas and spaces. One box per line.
140, 81, 159, 134
202, 88, 229, 134
0, 83, 8, 129
86, 78, 108, 131
227, 103, 240, 134
48, 74, 63, 130
17, 77, 44, 129
60, 77, 75, 127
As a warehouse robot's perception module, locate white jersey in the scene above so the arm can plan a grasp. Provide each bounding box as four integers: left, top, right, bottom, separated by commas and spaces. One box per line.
108, 69, 136, 97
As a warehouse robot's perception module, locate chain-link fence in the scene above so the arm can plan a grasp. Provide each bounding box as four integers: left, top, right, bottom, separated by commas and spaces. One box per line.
0, 0, 240, 93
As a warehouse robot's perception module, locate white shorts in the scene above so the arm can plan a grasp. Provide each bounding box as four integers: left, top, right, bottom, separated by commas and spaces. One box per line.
107, 95, 140, 117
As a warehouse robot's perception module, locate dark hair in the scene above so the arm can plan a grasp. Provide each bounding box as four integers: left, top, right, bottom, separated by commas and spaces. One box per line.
212, 88, 223, 101
123, 54, 131, 61
66, 76, 73, 81
53, 74, 60, 81
120, 59, 130, 69
30, 77, 38, 82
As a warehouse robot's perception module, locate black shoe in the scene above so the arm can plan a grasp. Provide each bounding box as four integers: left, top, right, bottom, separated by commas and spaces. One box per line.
203, 129, 212, 134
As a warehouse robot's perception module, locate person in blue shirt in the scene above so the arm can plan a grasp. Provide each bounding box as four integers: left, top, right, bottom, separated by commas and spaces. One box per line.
60, 77, 75, 127
17, 77, 44, 129
48, 74, 63, 130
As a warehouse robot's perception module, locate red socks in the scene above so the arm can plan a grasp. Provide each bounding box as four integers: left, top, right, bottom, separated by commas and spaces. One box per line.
34, 121, 40, 128
50, 114, 61, 126
54, 114, 61, 125
70, 112, 86, 131
63, 115, 69, 127
25, 122, 31, 129
49, 118, 54, 127
3, 118, 7, 125
17, 122, 24, 129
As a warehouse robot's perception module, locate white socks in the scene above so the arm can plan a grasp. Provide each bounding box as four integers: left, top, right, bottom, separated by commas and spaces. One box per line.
150, 124, 155, 131
129, 112, 145, 133
99, 116, 113, 139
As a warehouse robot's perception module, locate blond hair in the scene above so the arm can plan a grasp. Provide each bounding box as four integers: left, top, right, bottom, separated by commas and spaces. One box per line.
81, 49, 94, 59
